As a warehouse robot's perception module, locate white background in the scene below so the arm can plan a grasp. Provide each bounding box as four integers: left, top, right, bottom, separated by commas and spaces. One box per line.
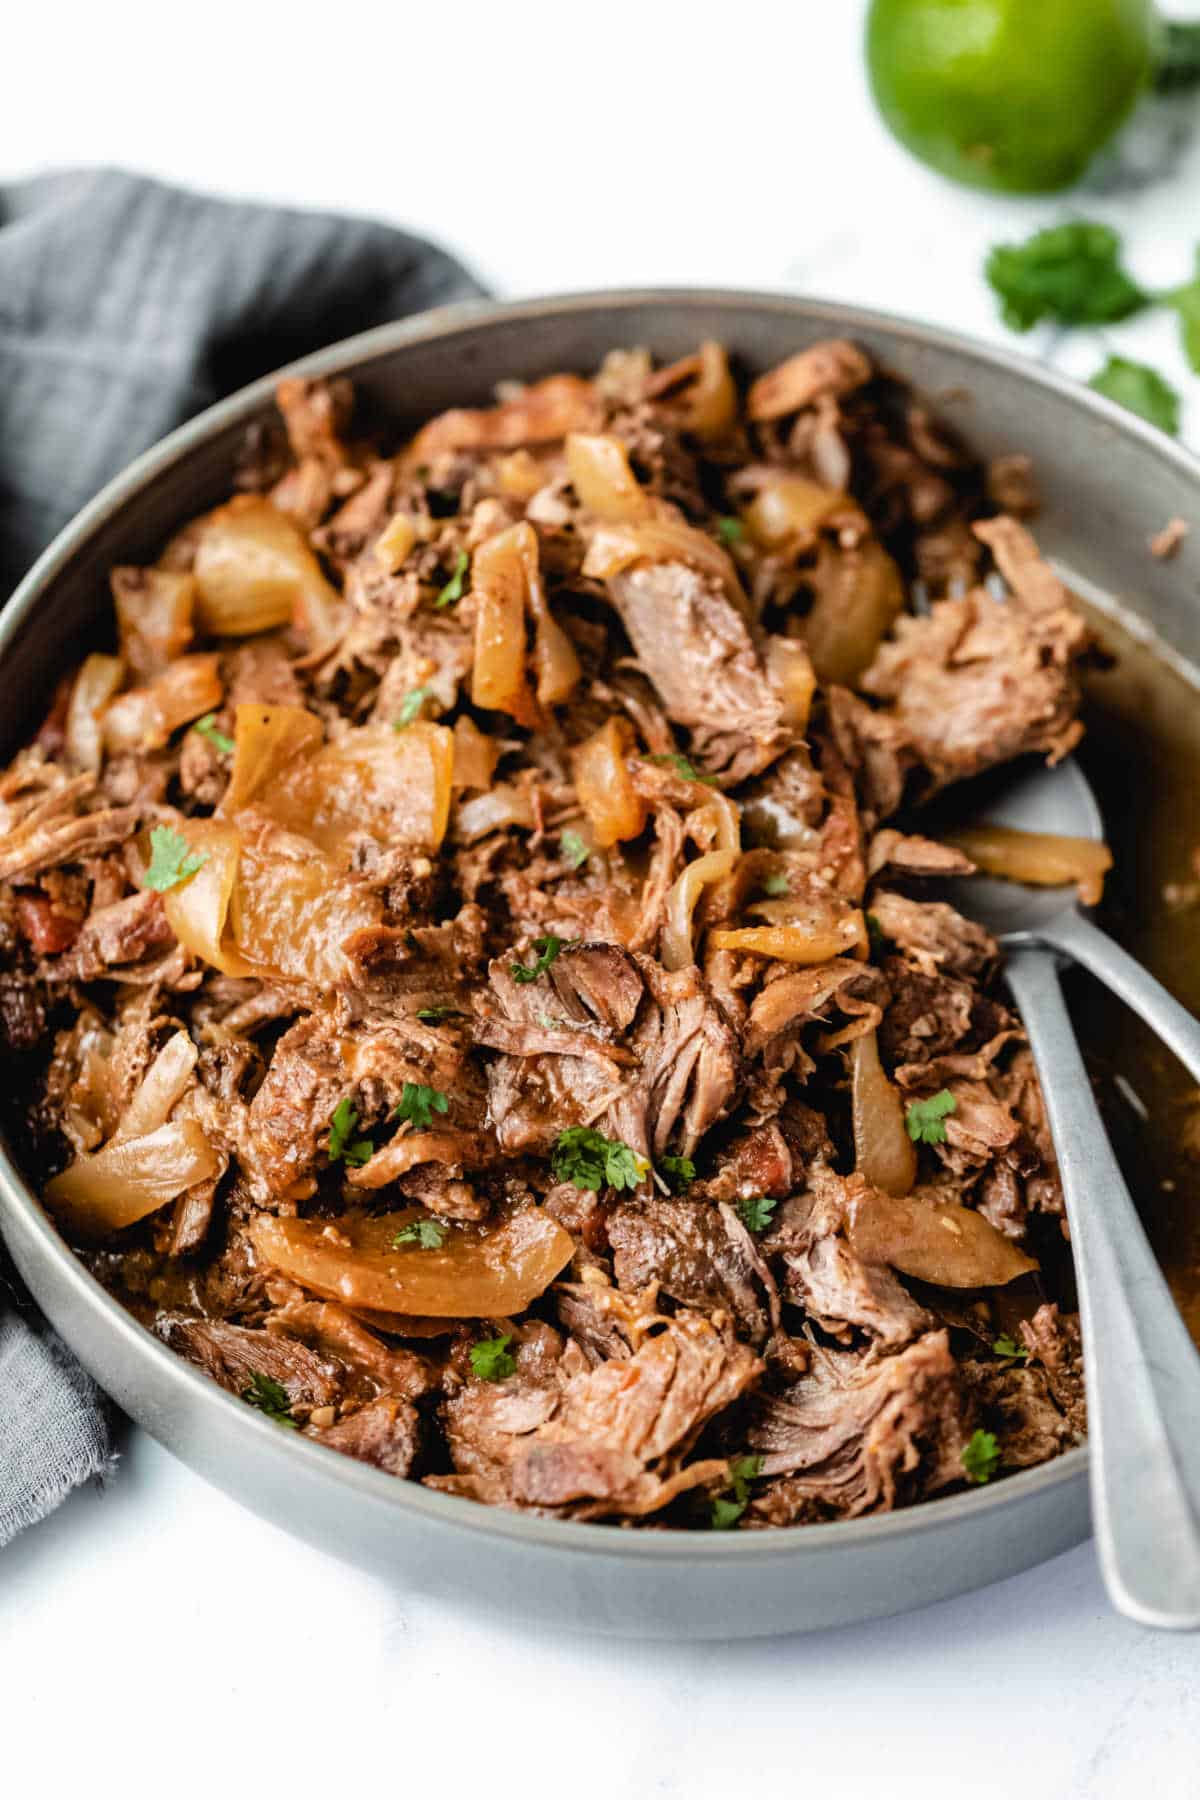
4, 1, 1200, 1793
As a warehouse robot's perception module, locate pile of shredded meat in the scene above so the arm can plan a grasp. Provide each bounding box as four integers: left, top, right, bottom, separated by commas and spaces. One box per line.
1, 338, 1089, 1530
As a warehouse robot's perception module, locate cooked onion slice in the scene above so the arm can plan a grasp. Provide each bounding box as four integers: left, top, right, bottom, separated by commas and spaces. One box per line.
451, 715, 501, 791
250, 1204, 575, 1317
711, 894, 866, 965
850, 1030, 917, 1197
765, 637, 817, 733
111, 1030, 198, 1143
804, 540, 906, 688
193, 495, 341, 641
471, 525, 538, 725
401, 374, 600, 469
663, 850, 737, 972
582, 519, 745, 613
572, 717, 648, 848
745, 475, 845, 547
945, 825, 1113, 907
46, 1120, 220, 1238
846, 1186, 1038, 1287
103, 654, 224, 755
65, 654, 124, 772
566, 434, 654, 523
159, 820, 248, 976
110, 567, 195, 678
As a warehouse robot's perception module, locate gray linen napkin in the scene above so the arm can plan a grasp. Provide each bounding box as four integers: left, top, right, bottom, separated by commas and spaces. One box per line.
0, 168, 485, 1545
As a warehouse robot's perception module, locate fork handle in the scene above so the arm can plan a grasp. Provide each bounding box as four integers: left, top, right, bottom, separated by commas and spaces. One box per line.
1005, 945, 1200, 1629
1038, 908, 1200, 1089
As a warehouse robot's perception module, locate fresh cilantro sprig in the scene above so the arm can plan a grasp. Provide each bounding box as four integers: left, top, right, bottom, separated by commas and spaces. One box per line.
393, 1082, 450, 1130
660, 1153, 695, 1192
1088, 356, 1180, 436
192, 713, 234, 754
470, 1335, 517, 1381
736, 1196, 777, 1234
510, 934, 576, 984
866, 911, 887, 956
560, 829, 589, 870
905, 1089, 957, 1146
393, 1217, 447, 1250
394, 685, 431, 729
716, 515, 745, 545
327, 1098, 373, 1167
650, 751, 716, 785
435, 549, 469, 609
416, 1006, 463, 1023
144, 825, 208, 892
761, 872, 789, 897
961, 1429, 1001, 1486
985, 222, 1146, 333
993, 1334, 1031, 1363
711, 1453, 762, 1529
242, 1371, 298, 1428
552, 1126, 648, 1193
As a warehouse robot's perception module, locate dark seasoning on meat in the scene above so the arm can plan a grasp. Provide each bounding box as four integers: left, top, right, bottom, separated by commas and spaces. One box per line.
2, 339, 1089, 1530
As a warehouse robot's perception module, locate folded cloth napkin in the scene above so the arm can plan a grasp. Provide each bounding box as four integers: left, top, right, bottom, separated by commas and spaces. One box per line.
0, 168, 485, 1546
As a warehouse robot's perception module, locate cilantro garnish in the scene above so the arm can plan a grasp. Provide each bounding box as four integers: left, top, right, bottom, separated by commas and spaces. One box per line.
649, 752, 716, 784
242, 1371, 298, 1428
866, 911, 887, 955
1088, 356, 1180, 436
434, 549, 469, 608
560, 829, 589, 870
1155, 20, 1200, 92
393, 1081, 450, 1130
711, 1453, 762, 1529
716, 515, 745, 544
761, 872, 789, 897
551, 1126, 648, 1193
985, 222, 1146, 333
327, 1098, 373, 1167
394, 685, 431, 729
961, 1429, 1001, 1486
1165, 252, 1200, 373
510, 934, 575, 984
736, 1196, 777, 1234
660, 1153, 695, 1192
905, 1089, 957, 1146
416, 1006, 463, 1023
192, 713, 234, 755
993, 1334, 1030, 1362
144, 824, 208, 893
470, 1335, 517, 1382
393, 1217, 447, 1250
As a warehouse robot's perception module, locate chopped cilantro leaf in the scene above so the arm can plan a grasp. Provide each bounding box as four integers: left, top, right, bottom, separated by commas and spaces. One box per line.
416, 1006, 463, 1023
394, 685, 431, 729
327, 1097, 373, 1167
660, 1153, 696, 1192
985, 222, 1146, 333
144, 825, 208, 893
993, 1334, 1030, 1362
716, 515, 745, 544
192, 713, 234, 755
736, 1195, 777, 1234
434, 549, 469, 608
242, 1371, 298, 1428
762, 872, 789, 897
560, 829, 590, 870
866, 911, 887, 955
649, 751, 716, 784
393, 1217, 447, 1250
1165, 253, 1200, 373
393, 1082, 450, 1130
552, 1126, 648, 1193
510, 934, 575, 985
1088, 355, 1181, 436
905, 1089, 957, 1145
961, 1428, 1000, 1486
711, 1452, 762, 1528
470, 1335, 516, 1381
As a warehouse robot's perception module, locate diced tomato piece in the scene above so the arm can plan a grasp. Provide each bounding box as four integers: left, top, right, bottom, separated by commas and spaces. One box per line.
15, 892, 81, 955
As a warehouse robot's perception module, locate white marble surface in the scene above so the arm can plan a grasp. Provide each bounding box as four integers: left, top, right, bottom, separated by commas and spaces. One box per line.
4, 0, 1200, 1792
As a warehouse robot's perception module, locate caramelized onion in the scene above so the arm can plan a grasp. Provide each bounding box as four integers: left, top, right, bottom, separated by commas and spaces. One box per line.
745, 475, 845, 547
230, 822, 382, 985
193, 496, 341, 640
471, 525, 538, 725
850, 1030, 917, 1197
249, 1204, 575, 1317
709, 922, 865, 962
682, 340, 737, 441
46, 1120, 220, 1238
495, 449, 546, 500
158, 820, 248, 976
847, 1186, 1038, 1287
65, 654, 124, 772
223, 703, 324, 815
453, 784, 536, 843
102, 654, 223, 755
566, 434, 654, 523
804, 539, 906, 688
765, 637, 817, 733
110, 567, 195, 679
111, 1030, 198, 1143
451, 715, 501, 791
663, 849, 737, 971
572, 717, 648, 848
945, 825, 1113, 907
373, 512, 417, 573
582, 519, 745, 612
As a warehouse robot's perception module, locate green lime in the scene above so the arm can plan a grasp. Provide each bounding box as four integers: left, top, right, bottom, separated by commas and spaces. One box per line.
866, 0, 1156, 193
